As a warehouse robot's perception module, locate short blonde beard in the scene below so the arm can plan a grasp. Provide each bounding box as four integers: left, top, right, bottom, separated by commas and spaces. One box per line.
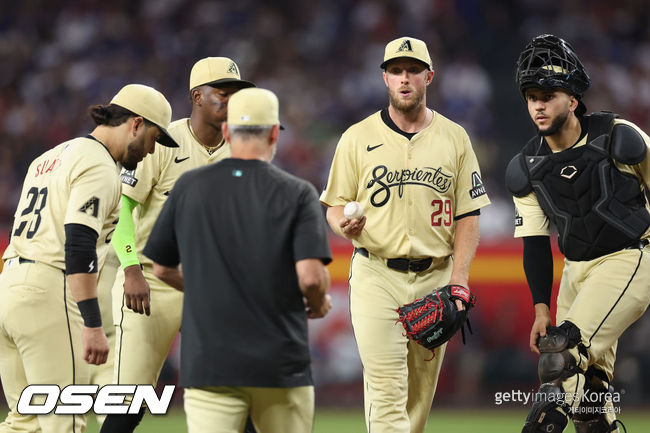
388, 87, 425, 114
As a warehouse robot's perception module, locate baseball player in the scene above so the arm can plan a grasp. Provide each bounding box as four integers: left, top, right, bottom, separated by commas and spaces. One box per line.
506, 34, 650, 433
0, 84, 177, 433
320, 37, 490, 433
101, 58, 255, 433
143, 87, 332, 433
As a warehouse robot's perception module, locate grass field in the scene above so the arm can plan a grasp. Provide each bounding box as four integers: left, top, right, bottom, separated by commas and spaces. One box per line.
70, 408, 650, 432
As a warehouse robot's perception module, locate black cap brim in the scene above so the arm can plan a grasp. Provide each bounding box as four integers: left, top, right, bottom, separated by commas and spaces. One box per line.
205, 78, 256, 89
157, 129, 179, 148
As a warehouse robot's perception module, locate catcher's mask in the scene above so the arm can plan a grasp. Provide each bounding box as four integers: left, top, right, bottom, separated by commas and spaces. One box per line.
515, 34, 591, 116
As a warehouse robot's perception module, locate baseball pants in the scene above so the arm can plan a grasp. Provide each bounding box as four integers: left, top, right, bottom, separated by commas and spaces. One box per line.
555, 243, 650, 424
90, 248, 119, 425
112, 264, 183, 388
0, 260, 88, 433
184, 386, 314, 433
349, 249, 453, 433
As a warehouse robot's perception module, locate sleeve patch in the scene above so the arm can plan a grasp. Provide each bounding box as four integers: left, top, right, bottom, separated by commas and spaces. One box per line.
469, 172, 486, 199
515, 208, 523, 227
121, 170, 138, 187
78, 196, 99, 218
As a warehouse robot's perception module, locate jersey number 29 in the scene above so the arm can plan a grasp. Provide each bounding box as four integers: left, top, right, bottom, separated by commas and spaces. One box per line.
431, 199, 452, 227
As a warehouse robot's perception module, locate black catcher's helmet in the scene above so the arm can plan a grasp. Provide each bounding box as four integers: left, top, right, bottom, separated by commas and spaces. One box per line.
516, 34, 591, 101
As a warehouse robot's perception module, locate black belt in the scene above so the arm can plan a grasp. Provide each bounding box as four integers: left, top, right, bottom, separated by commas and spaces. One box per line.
355, 248, 433, 273
19, 258, 35, 264
625, 239, 649, 250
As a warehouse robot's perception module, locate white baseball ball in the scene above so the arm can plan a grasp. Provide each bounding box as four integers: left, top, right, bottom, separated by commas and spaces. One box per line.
344, 201, 364, 219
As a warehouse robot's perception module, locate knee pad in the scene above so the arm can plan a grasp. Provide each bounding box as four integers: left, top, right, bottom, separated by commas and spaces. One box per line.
522, 383, 569, 433
538, 321, 584, 384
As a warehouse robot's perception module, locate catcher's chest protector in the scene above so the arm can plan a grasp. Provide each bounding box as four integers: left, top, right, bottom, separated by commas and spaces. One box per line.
522, 112, 650, 261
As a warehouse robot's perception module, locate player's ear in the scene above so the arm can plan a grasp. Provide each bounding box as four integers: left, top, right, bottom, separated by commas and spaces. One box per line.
131, 117, 145, 137
222, 122, 230, 143
191, 88, 202, 106
426, 69, 435, 85
269, 124, 279, 145
568, 94, 578, 113
382, 71, 389, 87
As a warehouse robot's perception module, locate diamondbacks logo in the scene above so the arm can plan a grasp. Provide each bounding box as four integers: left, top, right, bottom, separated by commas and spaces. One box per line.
79, 197, 99, 218
469, 172, 486, 199
397, 40, 413, 52
121, 170, 138, 187
366, 165, 452, 207
515, 208, 523, 227
227, 61, 239, 75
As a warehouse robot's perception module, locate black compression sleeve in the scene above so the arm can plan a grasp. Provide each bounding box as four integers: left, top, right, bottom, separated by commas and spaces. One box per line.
522, 236, 553, 307
64, 223, 99, 275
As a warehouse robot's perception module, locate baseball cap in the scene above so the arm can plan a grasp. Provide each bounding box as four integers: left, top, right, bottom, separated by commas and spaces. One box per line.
380, 36, 432, 70
227, 88, 284, 129
110, 84, 178, 148
189, 57, 255, 91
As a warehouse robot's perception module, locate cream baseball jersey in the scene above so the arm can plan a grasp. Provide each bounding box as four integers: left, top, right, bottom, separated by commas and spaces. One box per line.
119, 118, 229, 266
513, 119, 650, 238
320, 110, 490, 258
3, 137, 121, 270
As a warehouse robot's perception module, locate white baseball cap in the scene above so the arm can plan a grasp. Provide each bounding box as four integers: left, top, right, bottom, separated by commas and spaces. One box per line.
110, 84, 178, 148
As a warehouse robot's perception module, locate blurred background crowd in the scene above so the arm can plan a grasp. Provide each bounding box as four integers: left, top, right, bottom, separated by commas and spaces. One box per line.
1, 0, 649, 410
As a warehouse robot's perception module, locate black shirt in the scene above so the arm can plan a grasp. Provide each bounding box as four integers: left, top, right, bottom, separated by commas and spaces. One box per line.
144, 158, 332, 388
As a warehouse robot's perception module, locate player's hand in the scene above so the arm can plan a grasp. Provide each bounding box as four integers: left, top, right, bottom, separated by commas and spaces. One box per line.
124, 265, 151, 316
82, 326, 109, 365
338, 216, 366, 239
530, 303, 552, 355
305, 294, 332, 319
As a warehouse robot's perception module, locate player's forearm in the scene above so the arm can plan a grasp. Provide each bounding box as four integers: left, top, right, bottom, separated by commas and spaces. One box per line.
296, 258, 330, 308
523, 236, 553, 307
153, 263, 184, 291
112, 194, 141, 269
325, 205, 346, 237
449, 215, 480, 286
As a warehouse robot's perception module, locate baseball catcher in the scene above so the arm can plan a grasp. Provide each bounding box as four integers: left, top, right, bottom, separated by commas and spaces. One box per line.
396, 284, 476, 354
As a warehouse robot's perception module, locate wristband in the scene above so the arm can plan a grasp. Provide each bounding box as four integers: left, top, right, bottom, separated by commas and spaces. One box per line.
77, 298, 102, 328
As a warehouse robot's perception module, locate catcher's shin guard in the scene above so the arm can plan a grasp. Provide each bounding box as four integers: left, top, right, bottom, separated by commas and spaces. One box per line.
572, 369, 626, 433
522, 383, 570, 433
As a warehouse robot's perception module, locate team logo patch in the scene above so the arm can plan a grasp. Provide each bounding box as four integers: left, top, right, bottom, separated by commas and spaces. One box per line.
397, 40, 413, 52
227, 61, 239, 75
121, 170, 138, 187
514, 208, 523, 227
469, 172, 486, 199
560, 165, 578, 180
79, 197, 99, 218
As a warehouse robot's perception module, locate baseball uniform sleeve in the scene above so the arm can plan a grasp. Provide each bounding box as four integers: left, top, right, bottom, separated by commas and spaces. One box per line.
454, 130, 491, 216
143, 184, 180, 267
120, 146, 166, 204
513, 192, 550, 238
64, 162, 121, 235
294, 183, 332, 264
320, 131, 358, 207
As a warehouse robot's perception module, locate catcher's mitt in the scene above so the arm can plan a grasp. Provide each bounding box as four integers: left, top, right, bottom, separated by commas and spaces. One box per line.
396, 284, 476, 353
